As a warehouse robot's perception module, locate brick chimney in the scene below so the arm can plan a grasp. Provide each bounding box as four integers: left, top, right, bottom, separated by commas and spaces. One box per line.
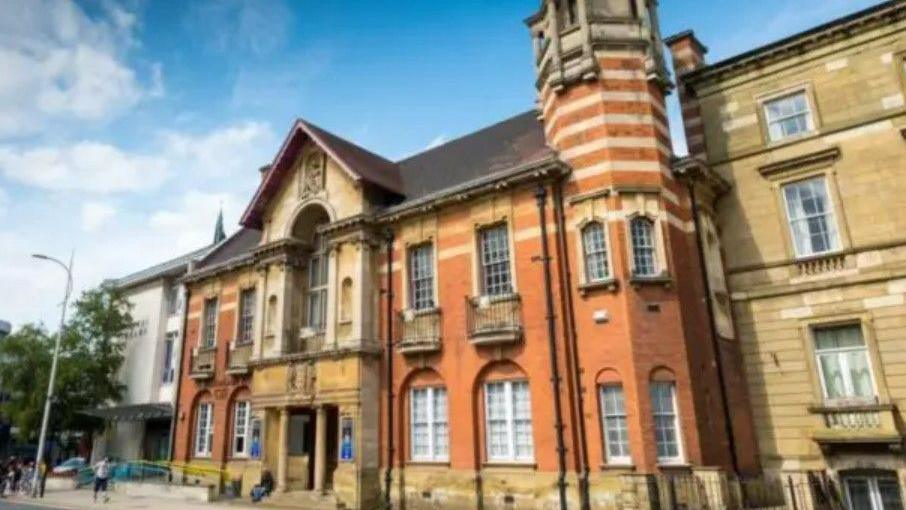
665, 30, 709, 158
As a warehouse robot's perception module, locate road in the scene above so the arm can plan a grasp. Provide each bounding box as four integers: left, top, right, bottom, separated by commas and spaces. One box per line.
0, 501, 65, 510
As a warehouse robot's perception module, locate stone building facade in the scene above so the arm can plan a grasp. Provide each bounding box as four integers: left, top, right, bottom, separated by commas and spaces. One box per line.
668, 2, 906, 509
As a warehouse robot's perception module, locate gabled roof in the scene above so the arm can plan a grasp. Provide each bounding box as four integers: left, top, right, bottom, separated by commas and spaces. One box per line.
240, 119, 404, 229
239, 110, 552, 229
195, 227, 262, 271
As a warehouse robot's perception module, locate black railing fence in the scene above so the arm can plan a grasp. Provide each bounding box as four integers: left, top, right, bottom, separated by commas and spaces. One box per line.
645, 472, 846, 510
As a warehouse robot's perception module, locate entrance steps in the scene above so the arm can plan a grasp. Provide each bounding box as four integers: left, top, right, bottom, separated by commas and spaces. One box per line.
262, 490, 343, 510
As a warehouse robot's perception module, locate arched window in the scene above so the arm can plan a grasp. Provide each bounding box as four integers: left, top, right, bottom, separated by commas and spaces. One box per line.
582, 222, 609, 283
410, 386, 448, 461
194, 399, 214, 458
232, 399, 251, 458
649, 369, 683, 464
484, 380, 533, 462
600, 384, 630, 465
630, 217, 657, 277
307, 230, 328, 331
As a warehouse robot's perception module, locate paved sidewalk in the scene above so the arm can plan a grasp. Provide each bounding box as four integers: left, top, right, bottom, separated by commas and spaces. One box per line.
2, 489, 256, 510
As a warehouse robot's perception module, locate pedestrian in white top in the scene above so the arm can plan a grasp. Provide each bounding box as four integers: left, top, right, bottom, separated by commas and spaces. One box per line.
93, 457, 110, 503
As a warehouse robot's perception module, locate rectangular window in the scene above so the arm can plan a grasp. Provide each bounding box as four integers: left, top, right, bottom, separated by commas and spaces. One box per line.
202, 298, 218, 348
408, 244, 435, 310
600, 385, 631, 464
630, 218, 658, 277
479, 224, 513, 296
783, 177, 840, 258
237, 288, 256, 345
650, 382, 682, 464
233, 401, 250, 457
194, 402, 213, 457
307, 253, 328, 331
582, 223, 610, 282
409, 387, 449, 461
764, 91, 814, 142
844, 475, 904, 510
166, 285, 180, 316
161, 331, 176, 384
484, 380, 533, 462
814, 324, 875, 402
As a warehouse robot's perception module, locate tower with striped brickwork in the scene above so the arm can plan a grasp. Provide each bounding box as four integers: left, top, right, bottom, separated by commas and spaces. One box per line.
527, 0, 759, 478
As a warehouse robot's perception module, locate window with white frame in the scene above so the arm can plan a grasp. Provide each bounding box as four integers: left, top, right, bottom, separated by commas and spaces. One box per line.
161, 331, 176, 384
582, 222, 610, 283
202, 298, 218, 348
844, 474, 903, 510
763, 91, 814, 142
306, 233, 329, 331
408, 244, 435, 310
195, 402, 214, 457
630, 217, 658, 277
650, 381, 682, 463
600, 385, 631, 464
782, 177, 840, 258
484, 380, 533, 462
479, 224, 513, 296
409, 387, 449, 461
166, 285, 180, 316
814, 324, 875, 402
232, 401, 251, 457
237, 288, 256, 345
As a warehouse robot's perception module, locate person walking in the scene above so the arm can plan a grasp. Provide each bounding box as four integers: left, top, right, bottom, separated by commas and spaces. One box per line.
93, 456, 110, 503
38, 458, 47, 498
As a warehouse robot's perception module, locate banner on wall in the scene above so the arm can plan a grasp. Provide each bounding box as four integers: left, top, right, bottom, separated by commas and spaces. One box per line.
340, 417, 354, 461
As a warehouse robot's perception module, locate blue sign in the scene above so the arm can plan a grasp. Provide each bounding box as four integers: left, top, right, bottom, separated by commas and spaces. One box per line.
340, 417, 354, 461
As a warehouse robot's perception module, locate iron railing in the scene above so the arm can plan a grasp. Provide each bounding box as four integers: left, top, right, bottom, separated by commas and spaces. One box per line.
465, 294, 523, 345
396, 308, 442, 354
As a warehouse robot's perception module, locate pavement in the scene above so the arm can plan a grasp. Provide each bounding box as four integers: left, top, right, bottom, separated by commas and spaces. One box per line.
0, 490, 258, 510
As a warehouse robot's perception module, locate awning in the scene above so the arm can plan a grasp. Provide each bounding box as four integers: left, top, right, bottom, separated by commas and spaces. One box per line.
81, 403, 173, 422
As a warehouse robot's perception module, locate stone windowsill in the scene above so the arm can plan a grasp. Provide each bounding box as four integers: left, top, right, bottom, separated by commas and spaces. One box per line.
482, 461, 537, 471
579, 278, 619, 295
599, 463, 635, 471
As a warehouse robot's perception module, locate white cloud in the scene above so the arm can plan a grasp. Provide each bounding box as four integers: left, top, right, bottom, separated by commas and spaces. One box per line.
0, 0, 159, 137
0, 121, 274, 194
0, 185, 7, 217
149, 191, 242, 252
0, 142, 169, 193
161, 121, 275, 179
425, 135, 448, 151
186, 0, 293, 56
80, 201, 116, 232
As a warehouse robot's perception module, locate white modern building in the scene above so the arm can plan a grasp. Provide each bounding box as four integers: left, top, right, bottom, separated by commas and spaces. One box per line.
89, 244, 212, 461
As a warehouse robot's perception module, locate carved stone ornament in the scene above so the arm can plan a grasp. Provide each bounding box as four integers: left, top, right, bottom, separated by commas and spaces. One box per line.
287, 361, 316, 395
302, 152, 326, 197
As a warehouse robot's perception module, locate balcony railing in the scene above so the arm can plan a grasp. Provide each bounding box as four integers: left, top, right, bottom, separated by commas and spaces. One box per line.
396, 308, 442, 355
287, 328, 324, 355
189, 346, 215, 380
466, 294, 523, 346
809, 403, 902, 448
227, 342, 253, 375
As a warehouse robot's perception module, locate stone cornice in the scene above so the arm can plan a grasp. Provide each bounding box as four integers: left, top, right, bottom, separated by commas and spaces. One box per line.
248, 344, 383, 369
683, 1, 906, 86
757, 147, 841, 179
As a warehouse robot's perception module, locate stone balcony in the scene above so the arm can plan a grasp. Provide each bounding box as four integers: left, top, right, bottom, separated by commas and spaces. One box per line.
466, 294, 523, 347
396, 308, 442, 355
189, 346, 215, 380
808, 402, 903, 451
227, 341, 253, 375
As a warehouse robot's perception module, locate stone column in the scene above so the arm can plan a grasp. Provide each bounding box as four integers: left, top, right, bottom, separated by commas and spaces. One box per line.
313, 406, 327, 492
277, 408, 289, 492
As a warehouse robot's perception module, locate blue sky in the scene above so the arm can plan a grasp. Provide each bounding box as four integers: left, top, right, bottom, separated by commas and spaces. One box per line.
0, 0, 881, 327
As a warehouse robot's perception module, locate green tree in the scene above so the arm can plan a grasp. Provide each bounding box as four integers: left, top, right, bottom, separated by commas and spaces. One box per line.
0, 282, 133, 441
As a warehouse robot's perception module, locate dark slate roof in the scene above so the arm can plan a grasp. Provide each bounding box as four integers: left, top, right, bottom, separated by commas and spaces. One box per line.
396, 110, 552, 201
196, 227, 262, 270
115, 245, 211, 289
241, 110, 551, 228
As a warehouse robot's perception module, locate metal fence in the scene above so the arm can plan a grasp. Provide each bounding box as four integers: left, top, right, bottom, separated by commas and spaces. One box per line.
647, 473, 846, 510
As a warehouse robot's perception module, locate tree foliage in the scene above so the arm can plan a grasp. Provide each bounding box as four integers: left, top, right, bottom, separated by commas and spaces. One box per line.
0, 283, 133, 440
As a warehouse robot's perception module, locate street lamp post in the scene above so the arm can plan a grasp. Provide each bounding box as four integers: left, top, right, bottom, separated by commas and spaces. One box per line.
30, 252, 73, 497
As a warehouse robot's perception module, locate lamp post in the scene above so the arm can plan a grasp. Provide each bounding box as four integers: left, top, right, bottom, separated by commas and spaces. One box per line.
30, 252, 73, 497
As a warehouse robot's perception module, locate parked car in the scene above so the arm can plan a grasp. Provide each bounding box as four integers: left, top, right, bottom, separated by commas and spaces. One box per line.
52, 457, 86, 475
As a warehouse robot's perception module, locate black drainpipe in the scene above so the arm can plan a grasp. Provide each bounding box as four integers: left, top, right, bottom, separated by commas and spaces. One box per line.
552, 179, 591, 510
687, 183, 739, 474
167, 279, 191, 465
383, 229, 395, 509
535, 182, 568, 510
